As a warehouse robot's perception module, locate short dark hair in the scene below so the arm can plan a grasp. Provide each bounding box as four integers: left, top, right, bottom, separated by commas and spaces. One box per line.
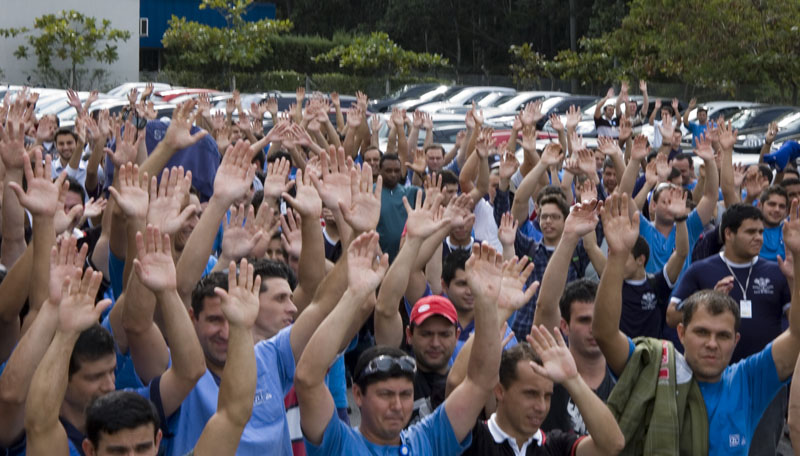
65, 176, 86, 202
719, 203, 764, 244
380, 153, 401, 168
69, 325, 116, 378
252, 258, 297, 291
652, 183, 684, 203
442, 249, 471, 286
55, 128, 78, 143
682, 290, 740, 332
85, 391, 160, 447
559, 279, 597, 323
760, 185, 788, 205
538, 194, 570, 219
190, 272, 228, 317
424, 144, 445, 155
602, 157, 615, 171
499, 342, 541, 389
363, 146, 382, 159
266, 150, 292, 165
756, 164, 773, 184
660, 104, 674, 116
354, 345, 414, 392
672, 152, 694, 167
779, 177, 800, 189
632, 235, 650, 265
439, 169, 459, 187
536, 185, 567, 205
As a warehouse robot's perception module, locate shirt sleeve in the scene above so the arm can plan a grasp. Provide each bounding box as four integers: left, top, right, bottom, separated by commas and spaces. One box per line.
493, 188, 511, 227
739, 342, 790, 424
687, 209, 705, 242
303, 409, 350, 456
671, 262, 702, 308
413, 404, 472, 455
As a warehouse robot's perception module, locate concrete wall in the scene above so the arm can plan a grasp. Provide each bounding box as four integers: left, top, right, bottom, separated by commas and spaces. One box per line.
0, 0, 140, 90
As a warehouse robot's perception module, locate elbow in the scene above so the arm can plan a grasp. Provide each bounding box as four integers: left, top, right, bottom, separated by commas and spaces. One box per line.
789, 409, 800, 444
604, 432, 626, 455
0, 384, 25, 406
293, 361, 317, 393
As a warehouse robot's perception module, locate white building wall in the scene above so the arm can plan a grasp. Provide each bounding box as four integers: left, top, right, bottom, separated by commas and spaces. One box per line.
0, 0, 140, 89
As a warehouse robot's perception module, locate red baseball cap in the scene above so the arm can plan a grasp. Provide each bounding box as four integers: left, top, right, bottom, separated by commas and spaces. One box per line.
409, 295, 458, 326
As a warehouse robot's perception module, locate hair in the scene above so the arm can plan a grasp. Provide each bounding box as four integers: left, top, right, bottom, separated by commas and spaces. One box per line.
439, 169, 459, 187
251, 190, 264, 210
85, 391, 160, 447
536, 185, 567, 206
756, 164, 774, 184
69, 325, 116, 378
363, 145, 382, 159
719, 203, 764, 244
498, 342, 541, 389
782, 170, 800, 181
602, 157, 615, 172
252, 149, 265, 170
380, 153, 401, 168
252, 258, 297, 291
190, 272, 228, 317
538, 194, 570, 219
266, 150, 292, 165
354, 345, 414, 392
442, 249, 471, 286
632, 235, 650, 265
66, 176, 86, 202
760, 185, 788, 205
645, 150, 659, 164
682, 290, 741, 332
55, 128, 78, 143
672, 152, 694, 167
780, 177, 800, 189
668, 167, 682, 182
660, 105, 674, 116
652, 183, 682, 203
424, 144, 445, 156
559, 279, 598, 323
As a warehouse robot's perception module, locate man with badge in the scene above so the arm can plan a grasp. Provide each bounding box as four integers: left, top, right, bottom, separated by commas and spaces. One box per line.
666, 203, 792, 456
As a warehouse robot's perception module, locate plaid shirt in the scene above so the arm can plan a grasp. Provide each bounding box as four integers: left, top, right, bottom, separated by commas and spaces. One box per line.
510, 228, 590, 339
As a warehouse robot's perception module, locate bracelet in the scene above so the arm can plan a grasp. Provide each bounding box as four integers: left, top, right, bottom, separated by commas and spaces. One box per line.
673, 215, 688, 222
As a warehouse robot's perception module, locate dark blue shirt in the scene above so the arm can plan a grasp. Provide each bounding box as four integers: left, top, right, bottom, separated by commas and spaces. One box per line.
621, 266, 674, 339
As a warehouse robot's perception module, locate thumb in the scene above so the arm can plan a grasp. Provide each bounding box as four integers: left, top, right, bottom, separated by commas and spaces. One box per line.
67, 205, 84, 222
7, 182, 25, 202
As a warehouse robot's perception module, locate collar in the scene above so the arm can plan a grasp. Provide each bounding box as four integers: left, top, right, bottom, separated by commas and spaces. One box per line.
445, 236, 474, 251
487, 413, 542, 455
60, 416, 86, 451
719, 251, 758, 268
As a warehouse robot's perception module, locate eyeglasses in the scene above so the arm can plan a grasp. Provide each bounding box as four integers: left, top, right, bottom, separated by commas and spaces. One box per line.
356, 355, 417, 382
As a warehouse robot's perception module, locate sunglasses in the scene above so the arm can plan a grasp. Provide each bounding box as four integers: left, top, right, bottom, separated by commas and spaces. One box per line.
356, 355, 417, 382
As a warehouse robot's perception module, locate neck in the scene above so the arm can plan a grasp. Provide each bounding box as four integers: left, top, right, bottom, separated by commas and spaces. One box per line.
654, 216, 674, 237
252, 326, 276, 345
59, 402, 86, 434
722, 248, 754, 265
494, 410, 535, 449
417, 363, 449, 376
627, 267, 646, 281
206, 357, 224, 378
457, 311, 474, 329
59, 155, 69, 166
449, 236, 471, 247
359, 423, 402, 447
325, 224, 339, 239
571, 347, 607, 389
542, 235, 560, 248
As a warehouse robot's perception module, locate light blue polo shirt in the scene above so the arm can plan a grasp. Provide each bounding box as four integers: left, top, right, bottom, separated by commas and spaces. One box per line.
160, 325, 295, 456
305, 403, 471, 456
639, 210, 704, 274
760, 224, 785, 262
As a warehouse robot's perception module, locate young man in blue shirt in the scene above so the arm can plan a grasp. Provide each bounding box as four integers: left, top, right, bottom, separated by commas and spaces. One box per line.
593, 193, 800, 456
758, 186, 788, 261
682, 98, 708, 147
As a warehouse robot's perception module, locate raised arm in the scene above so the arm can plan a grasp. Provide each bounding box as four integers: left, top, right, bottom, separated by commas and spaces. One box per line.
0, 117, 29, 267
718, 121, 742, 206
693, 133, 719, 225
619, 135, 648, 196
295, 232, 388, 444
140, 101, 208, 179
24, 268, 110, 456
648, 99, 661, 126
192, 259, 260, 456
663, 187, 690, 284
683, 98, 696, 128
527, 326, 625, 455
511, 143, 564, 223
639, 80, 649, 119
594, 88, 614, 120
771, 199, 800, 380
593, 193, 640, 376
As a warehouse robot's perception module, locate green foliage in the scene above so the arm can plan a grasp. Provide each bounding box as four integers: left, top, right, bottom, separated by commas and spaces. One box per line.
508, 43, 551, 87
0, 10, 130, 89
162, 0, 292, 75
313, 32, 449, 75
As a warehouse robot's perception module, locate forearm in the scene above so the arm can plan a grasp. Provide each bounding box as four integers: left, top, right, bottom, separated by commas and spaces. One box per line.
445, 332, 473, 397
474, 155, 490, 201
397, 129, 409, 175
84, 141, 105, 194
24, 330, 77, 439
29, 216, 55, 313
459, 151, 479, 194
633, 181, 654, 210
177, 197, 228, 300
323, 121, 341, 148
560, 171, 575, 205
140, 141, 176, 179
424, 127, 433, 148
534, 234, 579, 329
619, 158, 640, 196
386, 126, 397, 155
692, 173, 705, 204
412, 226, 449, 270
1, 170, 26, 266
719, 149, 740, 206
218, 322, 255, 426
583, 230, 606, 276
68, 142, 83, 171
506, 126, 519, 153
562, 375, 625, 453
407, 127, 421, 153
375, 237, 423, 347
156, 289, 204, 382
594, 253, 626, 354
512, 163, 547, 223
425, 245, 444, 295
665, 220, 688, 283
295, 217, 325, 313
0, 243, 33, 325
342, 127, 357, 158
465, 293, 500, 389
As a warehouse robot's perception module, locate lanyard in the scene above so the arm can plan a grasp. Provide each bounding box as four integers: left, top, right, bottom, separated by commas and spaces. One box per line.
723, 257, 754, 299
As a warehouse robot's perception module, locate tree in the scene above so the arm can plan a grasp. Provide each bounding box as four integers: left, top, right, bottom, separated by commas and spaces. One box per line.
0, 10, 131, 89
162, 0, 293, 89
313, 31, 449, 76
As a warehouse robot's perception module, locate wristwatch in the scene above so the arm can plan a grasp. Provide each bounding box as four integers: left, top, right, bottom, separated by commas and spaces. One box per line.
673, 215, 688, 222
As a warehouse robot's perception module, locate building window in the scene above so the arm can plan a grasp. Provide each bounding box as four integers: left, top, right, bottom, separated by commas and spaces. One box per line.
140, 18, 149, 37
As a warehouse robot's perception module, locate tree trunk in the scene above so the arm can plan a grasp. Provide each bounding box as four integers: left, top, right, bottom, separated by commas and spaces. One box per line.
793, 82, 798, 107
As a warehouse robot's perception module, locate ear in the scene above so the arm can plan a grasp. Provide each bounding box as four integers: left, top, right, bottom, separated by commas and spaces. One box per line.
676, 322, 686, 344
405, 326, 413, 346
155, 429, 163, 449
82, 439, 95, 456
559, 318, 569, 337
352, 383, 364, 408
493, 383, 504, 404
734, 332, 741, 347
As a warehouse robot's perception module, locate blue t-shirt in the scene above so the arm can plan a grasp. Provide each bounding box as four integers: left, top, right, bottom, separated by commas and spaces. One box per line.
698, 342, 788, 455
760, 223, 785, 262
672, 253, 790, 363
687, 122, 708, 147
639, 210, 704, 274
159, 326, 296, 456
377, 185, 420, 263
304, 403, 471, 456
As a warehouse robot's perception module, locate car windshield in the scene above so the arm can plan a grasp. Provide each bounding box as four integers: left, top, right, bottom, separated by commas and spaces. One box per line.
777, 112, 800, 129
729, 109, 761, 130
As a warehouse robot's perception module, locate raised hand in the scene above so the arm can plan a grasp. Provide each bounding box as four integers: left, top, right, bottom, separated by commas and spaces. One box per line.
714, 276, 735, 295
565, 105, 581, 131
540, 143, 564, 167
81, 197, 107, 220
576, 148, 597, 177
630, 135, 648, 162
564, 198, 601, 237
390, 108, 404, 128
127, 88, 139, 107
718, 120, 737, 151
66, 88, 83, 113
330, 92, 340, 108
107, 120, 142, 169
600, 193, 640, 255
347, 107, 364, 129
0, 118, 27, 169
340, 163, 383, 232
248, 203, 281, 258
220, 204, 263, 262
163, 100, 208, 151
133, 225, 177, 293
8, 149, 65, 217
521, 101, 540, 126
49, 236, 89, 305
465, 242, 503, 303
215, 258, 262, 328
108, 163, 149, 219
527, 325, 578, 383
777, 250, 794, 282
497, 256, 537, 315
645, 160, 658, 187
310, 146, 352, 213
57, 267, 111, 335
766, 121, 778, 144
147, 167, 196, 236
569, 129, 584, 151
743, 168, 768, 200
35, 115, 56, 143
499, 151, 519, 180
671, 98, 679, 114
733, 162, 747, 188
404, 190, 451, 240
577, 177, 597, 203
443, 193, 475, 230
406, 148, 427, 175
549, 113, 564, 132
214, 140, 257, 205
471, 106, 485, 126
655, 154, 671, 182
498, 212, 518, 248
263, 156, 292, 202
618, 116, 633, 142
346, 231, 389, 294
370, 114, 381, 133
665, 187, 689, 218
475, 129, 493, 159
784, 199, 800, 255
658, 112, 675, 142
694, 133, 714, 161
280, 208, 302, 260
639, 80, 648, 93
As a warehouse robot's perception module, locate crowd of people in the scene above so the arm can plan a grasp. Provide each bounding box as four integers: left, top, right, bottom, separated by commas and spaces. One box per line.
1, 80, 800, 456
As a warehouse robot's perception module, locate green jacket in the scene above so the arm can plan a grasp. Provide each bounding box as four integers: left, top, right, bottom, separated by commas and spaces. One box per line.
605, 337, 708, 456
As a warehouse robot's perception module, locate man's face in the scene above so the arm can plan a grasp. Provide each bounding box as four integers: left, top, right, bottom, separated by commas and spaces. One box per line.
65, 191, 83, 213
265, 238, 287, 263
786, 184, 800, 204
230, 125, 242, 144
660, 108, 670, 120
364, 150, 381, 177
538, 203, 565, 245
406, 316, 459, 373
449, 215, 474, 244
56, 133, 77, 162
65, 354, 117, 413
256, 277, 297, 340
560, 301, 602, 359
495, 360, 552, 438
725, 218, 764, 259
697, 110, 708, 124
354, 377, 414, 441
442, 184, 458, 207
442, 269, 473, 317
760, 194, 787, 227
603, 105, 614, 118
670, 159, 693, 186
594, 151, 604, 172
677, 305, 739, 382
672, 130, 683, 147
626, 102, 637, 117
192, 296, 229, 369
425, 148, 445, 172
602, 166, 617, 193
83, 425, 161, 456
380, 159, 402, 189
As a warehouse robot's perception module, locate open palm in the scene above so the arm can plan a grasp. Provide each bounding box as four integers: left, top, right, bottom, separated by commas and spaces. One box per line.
527, 325, 578, 383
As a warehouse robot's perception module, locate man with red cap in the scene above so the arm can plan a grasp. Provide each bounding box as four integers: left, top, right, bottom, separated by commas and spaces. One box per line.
405, 295, 461, 425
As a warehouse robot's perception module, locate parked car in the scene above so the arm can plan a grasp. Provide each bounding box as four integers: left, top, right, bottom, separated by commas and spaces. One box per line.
392, 85, 465, 111
482, 91, 569, 119
106, 82, 174, 98
731, 106, 800, 154
370, 83, 444, 113
416, 86, 516, 114
679, 101, 758, 148
733, 109, 800, 155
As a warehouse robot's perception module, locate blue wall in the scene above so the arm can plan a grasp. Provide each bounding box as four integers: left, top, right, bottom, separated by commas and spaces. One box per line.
140, 0, 276, 48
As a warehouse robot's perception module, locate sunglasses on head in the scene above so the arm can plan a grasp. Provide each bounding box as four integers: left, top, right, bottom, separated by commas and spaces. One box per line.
357, 355, 417, 382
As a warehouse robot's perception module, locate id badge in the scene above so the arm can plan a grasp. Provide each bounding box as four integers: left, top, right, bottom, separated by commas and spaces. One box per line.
740, 300, 752, 318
